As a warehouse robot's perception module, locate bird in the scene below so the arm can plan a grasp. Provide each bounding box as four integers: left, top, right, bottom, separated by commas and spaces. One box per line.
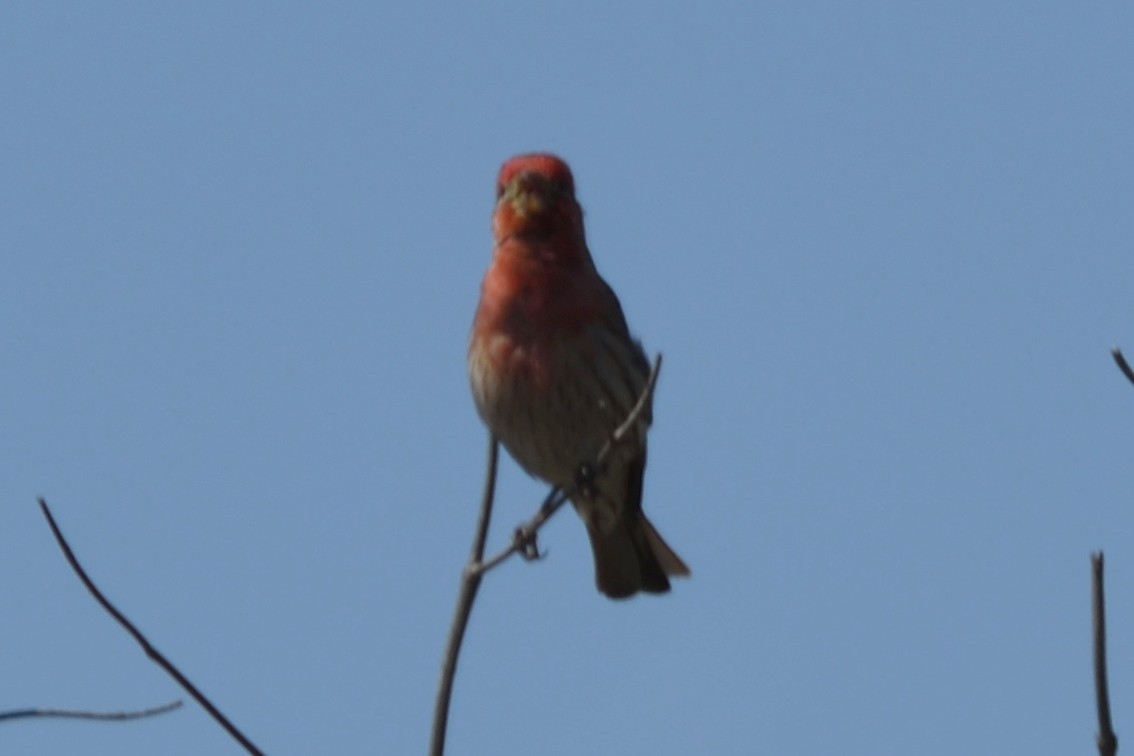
468, 152, 689, 598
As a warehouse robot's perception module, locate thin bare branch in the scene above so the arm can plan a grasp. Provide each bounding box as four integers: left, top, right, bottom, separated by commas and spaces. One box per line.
429, 354, 662, 756
37, 499, 264, 756
0, 700, 182, 724
1112, 347, 1134, 387
430, 434, 499, 756
1092, 552, 1119, 756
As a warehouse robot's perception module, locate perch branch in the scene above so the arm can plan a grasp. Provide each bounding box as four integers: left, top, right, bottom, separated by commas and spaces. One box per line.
429, 353, 662, 756
429, 433, 498, 756
428, 355, 662, 756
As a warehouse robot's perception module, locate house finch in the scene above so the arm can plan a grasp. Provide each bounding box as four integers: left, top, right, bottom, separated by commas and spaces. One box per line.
468, 153, 689, 598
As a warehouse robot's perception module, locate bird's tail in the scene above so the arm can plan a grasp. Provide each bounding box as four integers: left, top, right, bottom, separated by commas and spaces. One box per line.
587, 513, 690, 599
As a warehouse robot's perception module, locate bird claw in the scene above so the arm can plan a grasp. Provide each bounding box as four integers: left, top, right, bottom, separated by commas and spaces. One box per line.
514, 526, 542, 561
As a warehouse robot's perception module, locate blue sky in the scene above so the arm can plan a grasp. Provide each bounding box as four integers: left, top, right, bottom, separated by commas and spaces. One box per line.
3, 3, 1133, 754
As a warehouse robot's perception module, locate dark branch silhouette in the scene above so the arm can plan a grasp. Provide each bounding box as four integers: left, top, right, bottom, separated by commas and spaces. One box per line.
429, 434, 499, 756
0, 700, 182, 724
37, 499, 264, 756
1092, 552, 1118, 756
1112, 347, 1134, 387
429, 354, 662, 756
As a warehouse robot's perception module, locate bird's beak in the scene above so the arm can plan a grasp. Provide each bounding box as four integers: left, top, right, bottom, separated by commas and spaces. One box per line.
501, 172, 554, 218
